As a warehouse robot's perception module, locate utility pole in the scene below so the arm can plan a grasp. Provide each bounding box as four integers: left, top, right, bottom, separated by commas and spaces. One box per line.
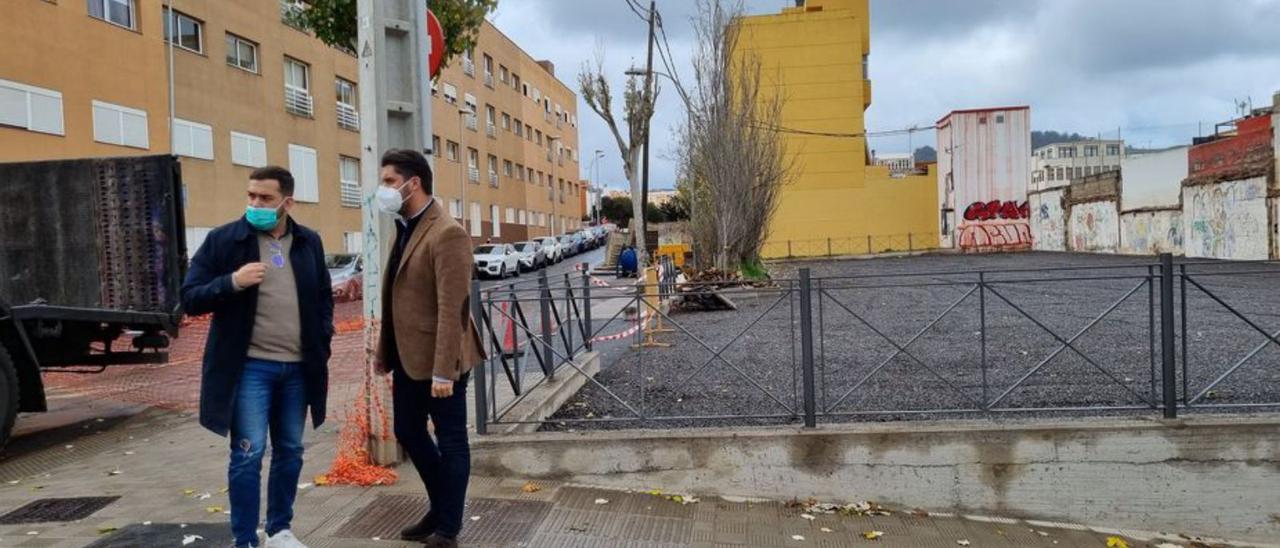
357, 0, 433, 465
639, 0, 656, 263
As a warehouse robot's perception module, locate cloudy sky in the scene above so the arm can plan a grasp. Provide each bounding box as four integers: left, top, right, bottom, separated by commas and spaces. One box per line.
491, 0, 1280, 191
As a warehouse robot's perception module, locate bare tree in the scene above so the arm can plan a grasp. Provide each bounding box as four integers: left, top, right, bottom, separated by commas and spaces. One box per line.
579, 51, 659, 261
678, 0, 793, 271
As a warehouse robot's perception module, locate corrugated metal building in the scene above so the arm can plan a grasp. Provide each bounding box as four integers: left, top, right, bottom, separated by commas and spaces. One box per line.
936, 106, 1032, 251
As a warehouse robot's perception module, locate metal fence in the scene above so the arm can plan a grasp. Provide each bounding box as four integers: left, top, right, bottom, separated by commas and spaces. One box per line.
469, 254, 1280, 433
761, 233, 935, 259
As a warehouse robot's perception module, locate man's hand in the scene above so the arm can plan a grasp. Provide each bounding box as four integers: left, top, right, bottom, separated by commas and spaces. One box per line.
431, 379, 454, 398
232, 262, 268, 289
373, 357, 390, 376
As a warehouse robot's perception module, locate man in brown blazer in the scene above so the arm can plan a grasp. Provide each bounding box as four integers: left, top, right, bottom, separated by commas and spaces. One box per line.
372, 149, 484, 548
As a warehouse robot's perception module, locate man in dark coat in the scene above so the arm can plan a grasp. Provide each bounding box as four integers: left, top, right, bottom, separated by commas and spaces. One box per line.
181, 166, 333, 548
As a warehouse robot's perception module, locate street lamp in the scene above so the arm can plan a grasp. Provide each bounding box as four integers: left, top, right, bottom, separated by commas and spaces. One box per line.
458, 104, 474, 233
592, 149, 604, 224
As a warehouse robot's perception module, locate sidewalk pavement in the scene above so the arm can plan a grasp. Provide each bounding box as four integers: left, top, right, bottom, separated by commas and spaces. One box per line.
0, 408, 1194, 548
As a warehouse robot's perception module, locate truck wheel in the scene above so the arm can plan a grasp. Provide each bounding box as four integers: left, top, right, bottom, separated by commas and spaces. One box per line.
0, 345, 18, 450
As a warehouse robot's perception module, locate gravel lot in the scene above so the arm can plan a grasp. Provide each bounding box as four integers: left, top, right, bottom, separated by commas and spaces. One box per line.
543, 252, 1280, 430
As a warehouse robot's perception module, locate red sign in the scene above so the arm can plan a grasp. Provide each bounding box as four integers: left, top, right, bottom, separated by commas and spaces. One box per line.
427, 9, 444, 78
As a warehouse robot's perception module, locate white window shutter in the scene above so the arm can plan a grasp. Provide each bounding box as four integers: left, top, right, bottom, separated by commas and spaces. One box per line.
122, 110, 148, 148
92, 102, 120, 144
289, 144, 319, 203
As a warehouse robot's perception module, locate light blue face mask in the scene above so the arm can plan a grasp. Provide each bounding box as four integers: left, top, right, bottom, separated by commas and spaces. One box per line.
245, 204, 281, 231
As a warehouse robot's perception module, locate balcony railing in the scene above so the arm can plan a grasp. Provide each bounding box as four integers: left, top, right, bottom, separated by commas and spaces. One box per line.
284, 86, 313, 117
486, 124, 496, 138
463, 59, 475, 76
339, 181, 360, 208
468, 167, 480, 182
337, 102, 359, 131
280, 0, 306, 28
465, 113, 477, 131
488, 172, 498, 187
484, 73, 494, 88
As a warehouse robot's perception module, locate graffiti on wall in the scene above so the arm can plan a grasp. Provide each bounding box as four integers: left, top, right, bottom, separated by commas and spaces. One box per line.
1184, 177, 1268, 260
1068, 200, 1120, 253
958, 222, 1032, 249
1120, 211, 1183, 255
963, 200, 1030, 221
958, 200, 1031, 251
1029, 191, 1065, 252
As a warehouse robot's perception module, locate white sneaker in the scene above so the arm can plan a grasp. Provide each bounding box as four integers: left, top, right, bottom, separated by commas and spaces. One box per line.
264, 530, 308, 548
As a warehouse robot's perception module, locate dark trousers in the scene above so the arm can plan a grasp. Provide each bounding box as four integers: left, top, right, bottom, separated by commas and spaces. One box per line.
392, 366, 471, 538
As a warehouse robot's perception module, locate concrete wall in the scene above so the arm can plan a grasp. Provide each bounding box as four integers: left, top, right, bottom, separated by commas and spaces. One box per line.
1029, 190, 1065, 251
1068, 200, 1120, 253
1119, 210, 1183, 255
1183, 177, 1270, 260
474, 417, 1280, 542
1121, 147, 1189, 211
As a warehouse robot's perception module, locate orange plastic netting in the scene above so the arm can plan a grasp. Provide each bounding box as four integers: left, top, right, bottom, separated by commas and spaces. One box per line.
318, 319, 398, 487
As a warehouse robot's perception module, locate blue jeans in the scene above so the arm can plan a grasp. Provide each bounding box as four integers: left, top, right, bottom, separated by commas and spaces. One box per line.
228, 359, 307, 547
392, 366, 470, 538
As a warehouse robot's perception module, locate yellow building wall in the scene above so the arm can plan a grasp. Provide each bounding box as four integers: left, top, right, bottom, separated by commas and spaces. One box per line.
735, 0, 938, 259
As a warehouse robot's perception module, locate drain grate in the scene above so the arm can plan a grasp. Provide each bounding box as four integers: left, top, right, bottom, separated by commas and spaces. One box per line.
0, 496, 120, 524
84, 522, 230, 547
334, 494, 552, 545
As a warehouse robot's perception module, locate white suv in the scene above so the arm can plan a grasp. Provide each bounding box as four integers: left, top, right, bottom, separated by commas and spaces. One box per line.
536, 236, 562, 264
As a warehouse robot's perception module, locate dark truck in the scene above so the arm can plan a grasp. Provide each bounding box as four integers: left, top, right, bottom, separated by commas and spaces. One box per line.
0, 155, 186, 447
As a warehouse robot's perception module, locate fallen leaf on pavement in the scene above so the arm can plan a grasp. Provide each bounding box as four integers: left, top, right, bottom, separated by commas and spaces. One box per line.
1107, 537, 1130, 548
820, 527, 833, 533
142, 521, 152, 526
107, 470, 122, 476
182, 489, 195, 496
220, 486, 229, 494
297, 483, 313, 490
182, 534, 203, 545
196, 493, 211, 500
521, 481, 541, 493
791, 534, 805, 541
26, 531, 39, 536
593, 498, 609, 505
799, 513, 816, 521
314, 475, 330, 486
97, 526, 118, 535
470, 516, 481, 521
124, 451, 135, 456
205, 506, 223, 513
957, 541, 971, 547
863, 531, 883, 540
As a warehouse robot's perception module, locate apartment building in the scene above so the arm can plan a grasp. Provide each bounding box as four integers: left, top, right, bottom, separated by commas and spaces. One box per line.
429, 22, 582, 243
1031, 139, 1125, 192
0, 0, 582, 254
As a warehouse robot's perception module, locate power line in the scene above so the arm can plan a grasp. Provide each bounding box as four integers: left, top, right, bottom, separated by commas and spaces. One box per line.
622, 0, 649, 22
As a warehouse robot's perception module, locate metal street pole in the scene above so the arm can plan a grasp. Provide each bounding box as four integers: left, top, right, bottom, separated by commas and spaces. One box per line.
639, 0, 657, 263
357, 0, 433, 465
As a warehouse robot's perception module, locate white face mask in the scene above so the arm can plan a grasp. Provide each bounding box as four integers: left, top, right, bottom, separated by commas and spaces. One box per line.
375, 179, 412, 216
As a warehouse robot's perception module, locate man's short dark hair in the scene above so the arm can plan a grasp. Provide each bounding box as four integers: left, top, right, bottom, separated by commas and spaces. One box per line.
249, 165, 295, 196
380, 148, 433, 194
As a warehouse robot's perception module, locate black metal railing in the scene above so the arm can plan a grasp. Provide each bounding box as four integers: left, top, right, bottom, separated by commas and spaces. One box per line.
469, 254, 1280, 433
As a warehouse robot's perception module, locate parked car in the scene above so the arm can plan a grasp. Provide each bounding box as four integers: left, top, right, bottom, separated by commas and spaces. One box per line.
579, 229, 599, 250
473, 244, 520, 279
512, 241, 546, 272
326, 253, 363, 302
536, 236, 562, 264
559, 234, 580, 257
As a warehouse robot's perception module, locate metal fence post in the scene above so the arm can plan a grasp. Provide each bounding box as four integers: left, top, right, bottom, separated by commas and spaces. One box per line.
866, 235, 872, 254
908, 233, 914, 251
1159, 253, 1177, 419
787, 240, 793, 258
798, 268, 817, 428
470, 280, 488, 435
826, 238, 832, 257
539, 269, 555, 380
581, 262, 592, 351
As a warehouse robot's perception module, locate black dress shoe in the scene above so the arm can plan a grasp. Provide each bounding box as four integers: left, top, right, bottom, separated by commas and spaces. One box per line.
423, 533, 459, 548
400, 513, 438, 542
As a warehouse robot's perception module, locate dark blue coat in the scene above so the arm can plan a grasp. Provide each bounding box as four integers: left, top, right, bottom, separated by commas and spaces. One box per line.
181, 216, 333, 436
